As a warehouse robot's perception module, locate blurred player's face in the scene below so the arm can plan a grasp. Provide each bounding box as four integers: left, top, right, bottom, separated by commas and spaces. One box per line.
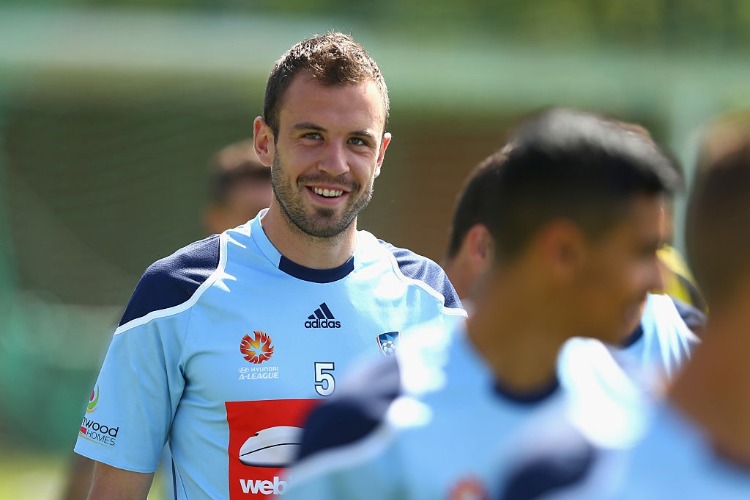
262, 73, 390, 238
224, 179, 274, 228
573, 194, 666, 344
203, 175, 273, 235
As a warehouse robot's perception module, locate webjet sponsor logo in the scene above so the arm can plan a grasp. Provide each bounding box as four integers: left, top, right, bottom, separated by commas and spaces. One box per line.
79, 417, 119, 446
239, 476, 288, 496
239, 426, 302, 467
226, 399, 318, 497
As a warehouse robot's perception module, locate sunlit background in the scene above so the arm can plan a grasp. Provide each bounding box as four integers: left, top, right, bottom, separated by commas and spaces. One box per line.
2, 1, 750, 497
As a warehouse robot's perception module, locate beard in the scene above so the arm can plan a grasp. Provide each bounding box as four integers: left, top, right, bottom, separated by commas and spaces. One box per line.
271, 151, 374, 239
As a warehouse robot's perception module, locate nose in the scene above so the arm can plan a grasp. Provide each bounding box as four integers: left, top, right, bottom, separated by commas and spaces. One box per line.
317, 142, 350, 177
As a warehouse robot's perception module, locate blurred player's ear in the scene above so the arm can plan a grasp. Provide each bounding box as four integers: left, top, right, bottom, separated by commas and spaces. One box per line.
535, 220, 586, 284
462, 224, 495, 294
253, 117, 275, 167
374, 132, 392, 178
465, 224, 493, 266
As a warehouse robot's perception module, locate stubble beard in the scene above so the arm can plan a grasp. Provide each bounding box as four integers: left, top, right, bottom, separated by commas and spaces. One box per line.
271, 152, 374, 239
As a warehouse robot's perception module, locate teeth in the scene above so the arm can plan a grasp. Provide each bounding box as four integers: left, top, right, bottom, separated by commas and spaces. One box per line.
313, 187, 343, 198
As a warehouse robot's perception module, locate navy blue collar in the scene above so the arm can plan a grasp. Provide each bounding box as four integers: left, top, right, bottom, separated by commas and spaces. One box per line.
278, 255, 355, 283
493, 375, 560, 405
620, 324, 644, 348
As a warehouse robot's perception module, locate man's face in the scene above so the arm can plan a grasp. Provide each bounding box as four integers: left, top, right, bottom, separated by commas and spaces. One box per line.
264, 73, 390, 238
574, 194, 666, 344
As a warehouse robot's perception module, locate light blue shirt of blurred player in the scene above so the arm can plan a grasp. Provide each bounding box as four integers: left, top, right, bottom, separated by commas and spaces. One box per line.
282, 292, 698, 499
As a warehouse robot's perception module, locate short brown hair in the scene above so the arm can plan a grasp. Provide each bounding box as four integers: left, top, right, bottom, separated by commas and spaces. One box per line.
446, 108, 680, 264
262, 32, 389, 137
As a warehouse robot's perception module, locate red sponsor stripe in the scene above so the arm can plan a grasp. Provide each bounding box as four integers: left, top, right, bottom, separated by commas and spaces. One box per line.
226, 399, 319, 498
80, 426, 87, 434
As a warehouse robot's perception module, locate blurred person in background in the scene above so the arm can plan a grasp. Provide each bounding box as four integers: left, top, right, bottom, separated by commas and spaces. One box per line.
442, 119, 701, 379
59, 139, 273, 500
499, 113, 750, 500
202, 139, 273, 235
655, 194, 708, 315
282, 107, 682, 499
72, 31, 464, 499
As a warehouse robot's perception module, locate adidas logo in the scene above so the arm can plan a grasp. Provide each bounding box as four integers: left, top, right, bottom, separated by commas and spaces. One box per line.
305, 303, 342, 329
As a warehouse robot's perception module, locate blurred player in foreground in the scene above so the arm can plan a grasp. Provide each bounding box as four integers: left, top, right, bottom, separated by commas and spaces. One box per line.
72, 32, 464, 499
442, 123, 702, 378
501, 115, 750, 499
282, 107, 682, 499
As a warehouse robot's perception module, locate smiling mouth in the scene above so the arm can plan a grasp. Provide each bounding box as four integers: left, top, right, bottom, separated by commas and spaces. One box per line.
312, 187, 344, 198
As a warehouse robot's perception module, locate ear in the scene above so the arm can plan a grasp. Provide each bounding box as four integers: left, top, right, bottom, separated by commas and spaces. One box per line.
465, 224, 494, 270
374, 132, 392, 178
535, 219, 586, 282
253, 116, 275, 167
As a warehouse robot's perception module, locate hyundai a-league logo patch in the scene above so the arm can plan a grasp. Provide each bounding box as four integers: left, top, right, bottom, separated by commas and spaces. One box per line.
376, 331, 399, 357
240, 331, 275, 364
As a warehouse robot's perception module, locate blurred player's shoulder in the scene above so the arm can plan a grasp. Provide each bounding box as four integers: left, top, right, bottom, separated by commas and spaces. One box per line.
620, 293, 702, 379
617, 403, 750, 499
501, 401, 750, 500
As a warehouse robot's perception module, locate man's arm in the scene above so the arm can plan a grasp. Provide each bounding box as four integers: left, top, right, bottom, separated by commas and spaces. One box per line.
88, 462, 154, 500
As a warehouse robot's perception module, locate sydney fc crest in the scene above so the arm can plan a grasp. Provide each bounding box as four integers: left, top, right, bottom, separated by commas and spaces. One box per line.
376, 331, 399, 358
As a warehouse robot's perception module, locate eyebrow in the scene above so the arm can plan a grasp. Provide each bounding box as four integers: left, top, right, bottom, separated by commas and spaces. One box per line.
292, 122, 378, 141
292, 122, 326, 133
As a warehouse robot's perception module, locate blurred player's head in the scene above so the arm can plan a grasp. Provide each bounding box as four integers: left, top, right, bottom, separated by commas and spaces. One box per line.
473, 108, 681, 342
443, 146, 512, 301
203, 140, 272, 234
262, 31, 390, 138
687, 115, 750, 310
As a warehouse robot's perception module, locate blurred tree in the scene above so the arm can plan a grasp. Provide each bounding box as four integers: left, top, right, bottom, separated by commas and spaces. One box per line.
3, 0, 750, 52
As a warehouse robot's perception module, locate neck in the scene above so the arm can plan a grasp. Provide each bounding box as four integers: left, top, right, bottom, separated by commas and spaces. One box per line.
467, 272, 566, 394
669, 303, 750, 463
261, 204, 357, 269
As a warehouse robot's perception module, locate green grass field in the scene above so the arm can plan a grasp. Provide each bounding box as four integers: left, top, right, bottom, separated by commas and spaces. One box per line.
0, 444, 167, 500
0, 448, 67, 500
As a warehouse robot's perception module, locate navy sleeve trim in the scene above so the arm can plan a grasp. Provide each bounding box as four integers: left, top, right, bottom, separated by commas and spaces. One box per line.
493, 376, 560, 405
295, 357, 401, 463
379, 240, 463, 310
118, 235, 221, 326
500, 430, 597, 500
670, 297, 707, 337
620, 324, 644, 348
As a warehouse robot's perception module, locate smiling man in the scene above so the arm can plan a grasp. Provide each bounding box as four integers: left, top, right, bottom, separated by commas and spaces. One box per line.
73, 32, 465, 500
254, 59, 390, 265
